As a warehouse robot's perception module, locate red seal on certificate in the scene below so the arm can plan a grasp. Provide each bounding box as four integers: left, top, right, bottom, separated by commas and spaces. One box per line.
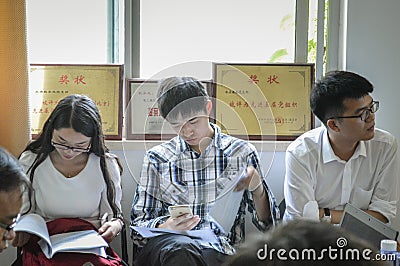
275, 117, 283, 126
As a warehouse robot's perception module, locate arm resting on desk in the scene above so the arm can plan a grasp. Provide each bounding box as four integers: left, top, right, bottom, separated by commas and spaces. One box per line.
319, 209, 388, 224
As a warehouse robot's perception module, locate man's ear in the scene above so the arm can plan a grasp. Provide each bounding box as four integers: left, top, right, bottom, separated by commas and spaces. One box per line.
206, 100, 212, 116
326, 118, 340, 132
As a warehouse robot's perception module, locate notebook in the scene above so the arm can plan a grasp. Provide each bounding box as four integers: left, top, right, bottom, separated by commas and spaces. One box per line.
339, 203, 398, 250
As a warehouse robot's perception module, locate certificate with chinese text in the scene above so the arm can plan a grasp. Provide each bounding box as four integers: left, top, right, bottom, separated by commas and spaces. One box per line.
29, 64, 123, 139
126, 79, 213, 140
213, 63, 314, 140
125, 79, 175, 140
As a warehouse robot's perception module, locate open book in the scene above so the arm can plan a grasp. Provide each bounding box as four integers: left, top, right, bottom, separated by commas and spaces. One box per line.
14, 213, 108, 259
131, 226, 218, 243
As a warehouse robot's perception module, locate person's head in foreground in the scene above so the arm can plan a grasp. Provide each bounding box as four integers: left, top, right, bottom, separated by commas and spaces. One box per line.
225, 219, 386, 265
0, 147, 30, 253
157, 76, 213, 153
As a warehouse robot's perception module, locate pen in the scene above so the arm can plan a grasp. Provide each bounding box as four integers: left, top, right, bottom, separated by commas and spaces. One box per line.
101, 212, 108, 225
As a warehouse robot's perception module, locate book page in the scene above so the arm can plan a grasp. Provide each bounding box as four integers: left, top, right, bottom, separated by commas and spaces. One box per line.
209, 164, 247, 233
131, 226, 218, 243
13, 213, 52, 250
14, 214, 109, 259
38, 230, 108, 259
60, 247, 107, 257
209, 189, 244, 233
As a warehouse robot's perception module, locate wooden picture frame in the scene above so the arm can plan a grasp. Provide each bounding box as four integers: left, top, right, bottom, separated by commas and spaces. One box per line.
125, 78, 213, 140
213, 63, 315, 141
29, 64, 123, 140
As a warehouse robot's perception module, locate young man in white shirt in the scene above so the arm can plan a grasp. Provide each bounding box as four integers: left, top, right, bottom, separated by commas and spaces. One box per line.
284, 71, 398, 224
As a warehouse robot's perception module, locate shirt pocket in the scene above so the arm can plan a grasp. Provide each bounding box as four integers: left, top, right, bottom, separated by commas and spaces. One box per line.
350, 187, 373, 210
157, 162, 189, 204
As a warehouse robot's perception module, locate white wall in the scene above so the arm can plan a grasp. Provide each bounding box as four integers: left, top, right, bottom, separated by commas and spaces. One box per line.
346, 0, 400, 139
345, 0, 400, 230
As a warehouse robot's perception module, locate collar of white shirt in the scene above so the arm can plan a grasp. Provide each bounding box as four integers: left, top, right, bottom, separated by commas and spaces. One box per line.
321, 127, 367, 164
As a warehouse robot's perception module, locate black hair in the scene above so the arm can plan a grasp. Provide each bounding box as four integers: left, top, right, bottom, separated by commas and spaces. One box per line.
311, 71, 374, 125
0, 146, 31, 193
156, 77, 209, 120
226, 220, 384, 266
22, 94, 122, 218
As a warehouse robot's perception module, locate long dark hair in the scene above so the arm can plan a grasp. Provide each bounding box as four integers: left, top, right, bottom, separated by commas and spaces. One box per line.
22, 94, 122, 218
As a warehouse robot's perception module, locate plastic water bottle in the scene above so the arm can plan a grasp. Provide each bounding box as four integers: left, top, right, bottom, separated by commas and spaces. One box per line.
380, 239, 398, 266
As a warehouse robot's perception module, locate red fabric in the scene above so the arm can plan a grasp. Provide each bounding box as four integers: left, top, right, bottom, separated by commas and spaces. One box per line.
21, 218, 123, 266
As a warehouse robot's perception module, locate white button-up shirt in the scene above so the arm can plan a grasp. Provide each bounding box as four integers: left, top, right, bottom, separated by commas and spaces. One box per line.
284, 126, 398, 223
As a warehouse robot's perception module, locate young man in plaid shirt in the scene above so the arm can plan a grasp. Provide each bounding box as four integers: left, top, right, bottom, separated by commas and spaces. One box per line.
131, 77, 278, 266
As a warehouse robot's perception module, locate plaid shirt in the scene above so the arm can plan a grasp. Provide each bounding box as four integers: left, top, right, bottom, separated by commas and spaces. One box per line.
130, 124, 279, 255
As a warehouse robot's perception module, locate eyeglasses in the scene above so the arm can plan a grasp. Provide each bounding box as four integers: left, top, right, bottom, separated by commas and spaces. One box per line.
51, 141, 91, 153
330, 101, 379, 122
0, 213, 20, 238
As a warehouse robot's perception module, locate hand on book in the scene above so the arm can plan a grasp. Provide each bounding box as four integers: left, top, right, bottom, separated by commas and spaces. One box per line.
98, 219, 123, 243
12, 231, 30, 247
12, 214, 110, 259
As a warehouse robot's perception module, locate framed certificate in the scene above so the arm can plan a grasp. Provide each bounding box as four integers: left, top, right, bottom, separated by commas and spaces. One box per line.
125, 79, 175, 140
29, 64, 123, 139
125, 79, 213, 140
213, 63, 314, 140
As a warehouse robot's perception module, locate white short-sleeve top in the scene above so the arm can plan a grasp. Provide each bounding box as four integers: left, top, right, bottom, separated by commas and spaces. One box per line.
19, 151, 122, 224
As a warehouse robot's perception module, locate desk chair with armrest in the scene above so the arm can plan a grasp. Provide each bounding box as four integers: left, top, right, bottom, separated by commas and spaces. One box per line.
278, 198, 286, 221
119, 222, 129, 265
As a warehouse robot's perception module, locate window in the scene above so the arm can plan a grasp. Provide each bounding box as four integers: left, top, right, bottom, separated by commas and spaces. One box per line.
27, 1, 328, 79
140, 0, 296, 79
26, 0, 123, 64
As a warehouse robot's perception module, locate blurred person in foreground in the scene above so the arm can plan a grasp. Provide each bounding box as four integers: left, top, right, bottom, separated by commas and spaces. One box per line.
226, 219, 387, 266
0, 146, 30, 253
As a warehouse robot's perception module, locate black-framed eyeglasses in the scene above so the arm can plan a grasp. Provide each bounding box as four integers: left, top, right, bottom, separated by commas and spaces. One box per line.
329, 101, 379, 122
51, 141, 91, 153
0, 213, 20, 237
